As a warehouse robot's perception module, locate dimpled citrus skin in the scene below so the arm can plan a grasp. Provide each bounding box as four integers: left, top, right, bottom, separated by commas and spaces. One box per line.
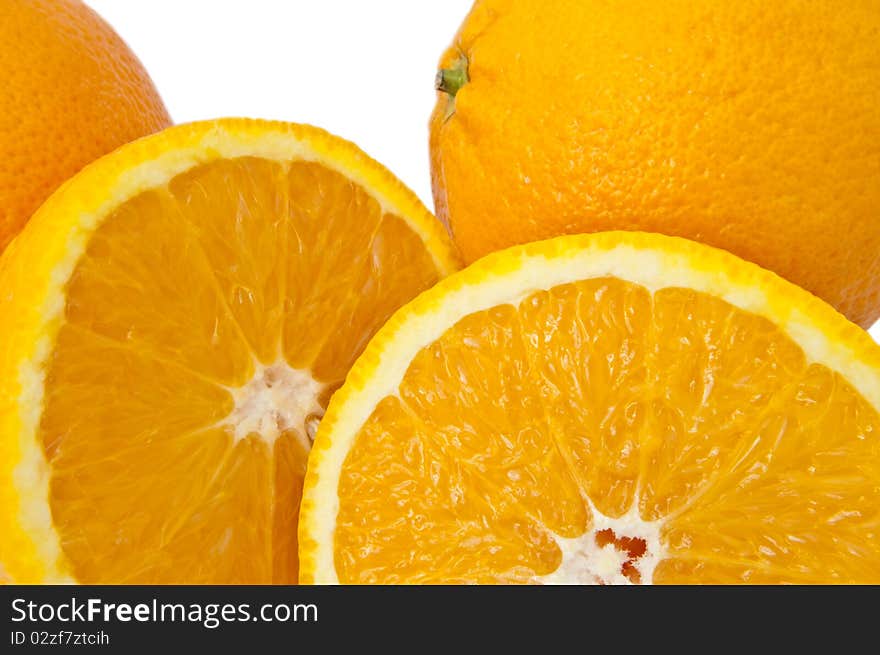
430, 0, 880, 328
0, 0, 171, 252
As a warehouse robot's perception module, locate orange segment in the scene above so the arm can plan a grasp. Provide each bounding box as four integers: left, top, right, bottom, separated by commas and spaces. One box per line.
40, 324, 233, 463
0, 119, 459, 583
170, 157, 289, 364
300, 232, 880, 584
397, 305, 588, 538
311, 213, 443, 384
334, 396, 562, 584
638, 288, 808, 521
50, 427, 231, 584
155, 437, 274, 584
283, 161, 383, 371
660, 365, 880, 583
518, 279, 653, 518
64, 188, 254, 386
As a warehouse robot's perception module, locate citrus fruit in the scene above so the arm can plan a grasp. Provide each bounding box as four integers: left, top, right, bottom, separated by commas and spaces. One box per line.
0, 0, 171, 253
429, 0, 880, 328
0, 118, 459, 583
300, 232, 880, 584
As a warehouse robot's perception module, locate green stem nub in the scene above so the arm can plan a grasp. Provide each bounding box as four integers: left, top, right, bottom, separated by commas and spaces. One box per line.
435, 59, 469, 98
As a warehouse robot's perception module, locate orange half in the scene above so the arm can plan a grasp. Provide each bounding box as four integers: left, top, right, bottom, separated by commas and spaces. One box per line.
0, 119, 459, 583
300, 232, 880, 584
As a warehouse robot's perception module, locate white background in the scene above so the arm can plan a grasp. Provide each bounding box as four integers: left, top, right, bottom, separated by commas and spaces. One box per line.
86, 0, 471, 207
87, 0, 880, 340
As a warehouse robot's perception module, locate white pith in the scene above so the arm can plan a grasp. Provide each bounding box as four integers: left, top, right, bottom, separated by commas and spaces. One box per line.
225, 361, 324, 447
305, 236, 880, 584
539, 502, 663, 585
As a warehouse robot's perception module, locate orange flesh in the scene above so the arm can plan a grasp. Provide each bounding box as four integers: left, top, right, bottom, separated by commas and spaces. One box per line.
39, 157, 441, 583
335, 278, 880, 583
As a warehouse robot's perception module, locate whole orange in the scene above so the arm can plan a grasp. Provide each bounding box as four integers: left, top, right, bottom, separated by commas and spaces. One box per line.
0, 0, 170, 252
430, 0, 880, 327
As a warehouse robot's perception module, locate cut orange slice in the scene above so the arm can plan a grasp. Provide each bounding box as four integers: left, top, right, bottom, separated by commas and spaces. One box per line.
0, 119, 459, 583
299, 232, 880, 584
